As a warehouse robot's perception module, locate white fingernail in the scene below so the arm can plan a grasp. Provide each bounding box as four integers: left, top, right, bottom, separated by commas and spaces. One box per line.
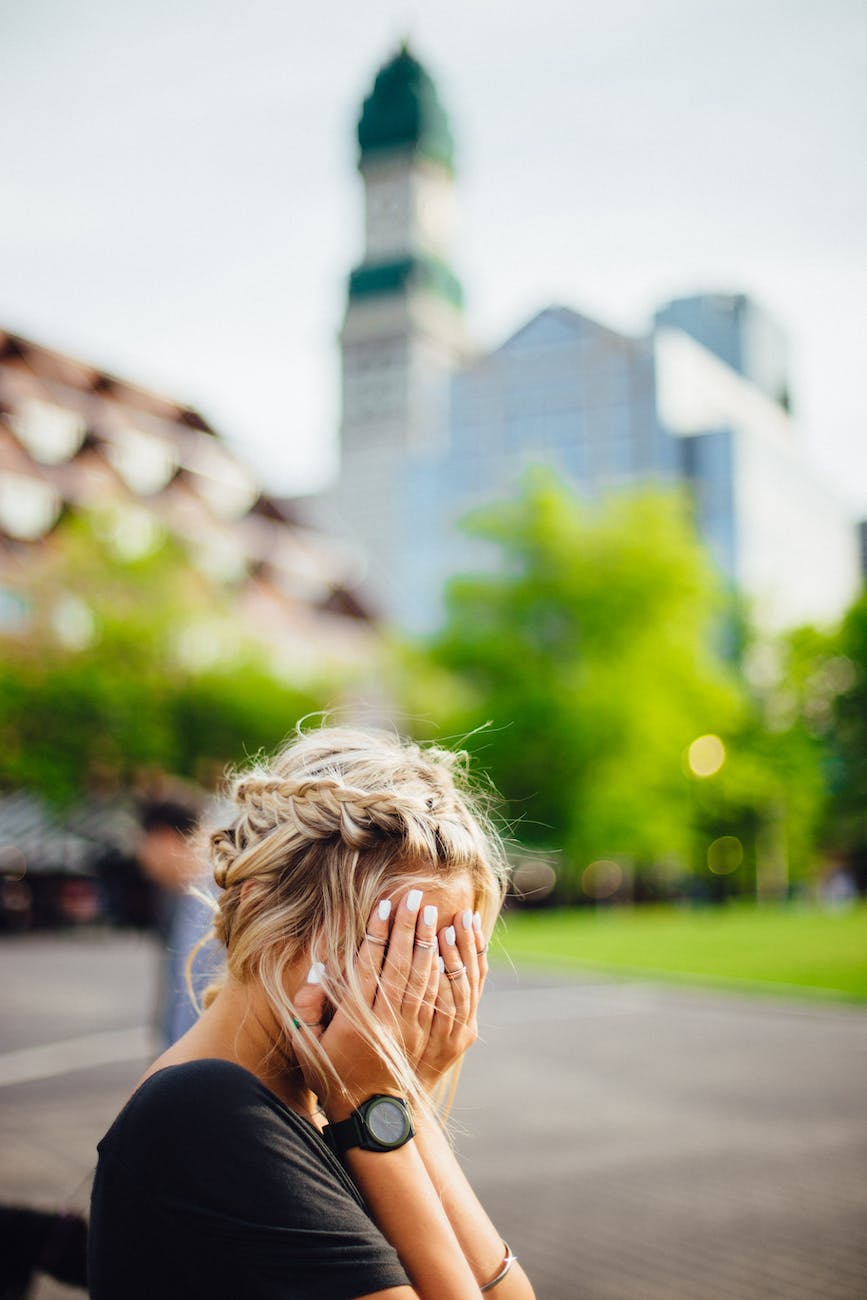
423, 904, 438, 926
461, 909, 473, 930
307, 961, 325, 985
438, 956, 445, 973
406, 888, 423, 913
444, 925, 456, 946
473, 912, 482, 933
378, 899, 392, 921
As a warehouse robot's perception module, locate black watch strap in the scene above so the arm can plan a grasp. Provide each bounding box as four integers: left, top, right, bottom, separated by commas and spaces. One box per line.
323, 1095, 414, 1155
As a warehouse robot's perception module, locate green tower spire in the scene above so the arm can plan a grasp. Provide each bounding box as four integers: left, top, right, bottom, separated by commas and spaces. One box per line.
357, 44, 455, 173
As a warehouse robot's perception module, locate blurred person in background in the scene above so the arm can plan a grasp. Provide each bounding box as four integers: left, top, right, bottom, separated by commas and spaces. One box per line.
137, 794, 218, 1047
89, 726, 535, 1299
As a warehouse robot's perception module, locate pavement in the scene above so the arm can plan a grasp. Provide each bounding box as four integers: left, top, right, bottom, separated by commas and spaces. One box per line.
1, 931, 866, 1299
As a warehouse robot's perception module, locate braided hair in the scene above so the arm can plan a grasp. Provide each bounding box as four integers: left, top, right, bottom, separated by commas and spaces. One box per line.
196, 725, 507, 1111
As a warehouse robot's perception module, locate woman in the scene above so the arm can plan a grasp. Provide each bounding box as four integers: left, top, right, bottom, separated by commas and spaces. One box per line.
89, 726, 536, 1299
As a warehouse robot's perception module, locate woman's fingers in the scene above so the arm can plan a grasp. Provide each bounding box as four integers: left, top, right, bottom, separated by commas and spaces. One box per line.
434, 953, 457, 1022
472, 910, 489, 985
420, 947, 440, 1034
354, 896, 393, 1004
403, 902, 438, 1014
374, 888, 423, 1015
455, 907, 480, 1006
439, 920, 471, 1020
334, 892, 489, 1098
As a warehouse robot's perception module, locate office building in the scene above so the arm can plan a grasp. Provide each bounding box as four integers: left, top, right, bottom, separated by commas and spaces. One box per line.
317, 46, 861, 633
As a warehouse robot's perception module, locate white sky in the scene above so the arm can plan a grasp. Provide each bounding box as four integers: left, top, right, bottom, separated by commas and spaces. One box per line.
3, 0, 866, 514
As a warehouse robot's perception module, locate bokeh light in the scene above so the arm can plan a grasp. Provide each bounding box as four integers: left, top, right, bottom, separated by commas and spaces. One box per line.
582, 859, 623, 900
0, 845, 28, 880
687, 733, 726, 777
511, 859, 557, 903
707, 835, 743, 875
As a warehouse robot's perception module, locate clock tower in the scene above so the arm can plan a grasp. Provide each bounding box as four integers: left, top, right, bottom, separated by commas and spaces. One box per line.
335, 44, 468, 619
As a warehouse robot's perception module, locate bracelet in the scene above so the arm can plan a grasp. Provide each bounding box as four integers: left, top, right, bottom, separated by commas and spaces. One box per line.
481, 1241, 516, 1291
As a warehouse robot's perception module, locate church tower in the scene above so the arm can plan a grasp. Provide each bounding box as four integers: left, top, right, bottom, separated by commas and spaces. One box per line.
335, 44, 468, 618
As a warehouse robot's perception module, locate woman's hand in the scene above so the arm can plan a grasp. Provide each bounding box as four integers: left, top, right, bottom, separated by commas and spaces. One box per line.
416, 908, 487, 1092
292, 889, 440, 1118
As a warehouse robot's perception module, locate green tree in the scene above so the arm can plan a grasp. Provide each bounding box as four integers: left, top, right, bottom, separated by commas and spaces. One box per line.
829, 590, 867, 883
407, 473, 746, 896
686, 615, 833, 900
0, 514, 330, 803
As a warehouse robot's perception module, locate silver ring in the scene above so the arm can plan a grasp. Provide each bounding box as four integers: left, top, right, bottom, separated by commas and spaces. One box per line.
445, 964, 468, 981
414, 938, 437, 950
364, 932, 388, 947
477, 942, 488, 955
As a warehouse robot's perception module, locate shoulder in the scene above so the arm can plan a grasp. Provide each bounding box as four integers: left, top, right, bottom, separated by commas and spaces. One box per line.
111, 1059, 275, 1140
100, 1060, 306, 1182
128, 1057, 272, 1114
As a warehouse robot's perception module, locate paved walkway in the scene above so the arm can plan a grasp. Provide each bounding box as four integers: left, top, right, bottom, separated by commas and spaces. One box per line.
1, 933, 865, 1298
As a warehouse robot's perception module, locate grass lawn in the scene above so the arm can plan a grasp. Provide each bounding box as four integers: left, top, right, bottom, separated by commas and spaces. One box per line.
491, 902, 867, 1001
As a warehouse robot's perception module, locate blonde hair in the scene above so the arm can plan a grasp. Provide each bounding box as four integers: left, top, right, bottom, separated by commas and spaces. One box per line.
197, 724, 508, 1113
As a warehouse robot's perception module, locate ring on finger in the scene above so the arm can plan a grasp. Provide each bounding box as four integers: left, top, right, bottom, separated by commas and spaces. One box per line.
414, 938, 438, 950
364, 932, 388, 946
445, 963, 468, 981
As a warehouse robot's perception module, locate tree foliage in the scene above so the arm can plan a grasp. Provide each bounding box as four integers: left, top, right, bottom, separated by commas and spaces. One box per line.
829, 591, 867, 877
406, 475, 743, 892
403, 473, 841, 898
0, 515, 331, 803
689, 615, 833, 896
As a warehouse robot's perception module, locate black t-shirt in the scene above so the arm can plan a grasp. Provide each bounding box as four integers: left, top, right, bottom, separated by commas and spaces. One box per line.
88, 1059, 410, 1299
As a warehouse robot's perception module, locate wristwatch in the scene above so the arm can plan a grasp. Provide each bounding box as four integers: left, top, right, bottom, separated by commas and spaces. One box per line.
323, 1094, 415, 1155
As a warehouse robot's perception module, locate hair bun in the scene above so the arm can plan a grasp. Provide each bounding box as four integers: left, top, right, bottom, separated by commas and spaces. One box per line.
210, 827, 238, 889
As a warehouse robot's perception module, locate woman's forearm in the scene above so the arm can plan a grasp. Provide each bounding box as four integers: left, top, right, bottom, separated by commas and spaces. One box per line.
343, 1139, 481, 1299
412, 1100, 536, 1299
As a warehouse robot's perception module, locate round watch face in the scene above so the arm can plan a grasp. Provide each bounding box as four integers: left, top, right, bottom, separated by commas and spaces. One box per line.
366, 1097, 410, 1147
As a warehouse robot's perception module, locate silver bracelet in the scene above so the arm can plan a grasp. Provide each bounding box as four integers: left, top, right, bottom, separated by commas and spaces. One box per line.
481, 1241, 516, 1292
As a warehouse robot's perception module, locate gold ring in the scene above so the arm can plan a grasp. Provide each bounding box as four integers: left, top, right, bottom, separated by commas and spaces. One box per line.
414, 939, 437, 950
364, 933, 388, 947
445, 964, 467, 981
